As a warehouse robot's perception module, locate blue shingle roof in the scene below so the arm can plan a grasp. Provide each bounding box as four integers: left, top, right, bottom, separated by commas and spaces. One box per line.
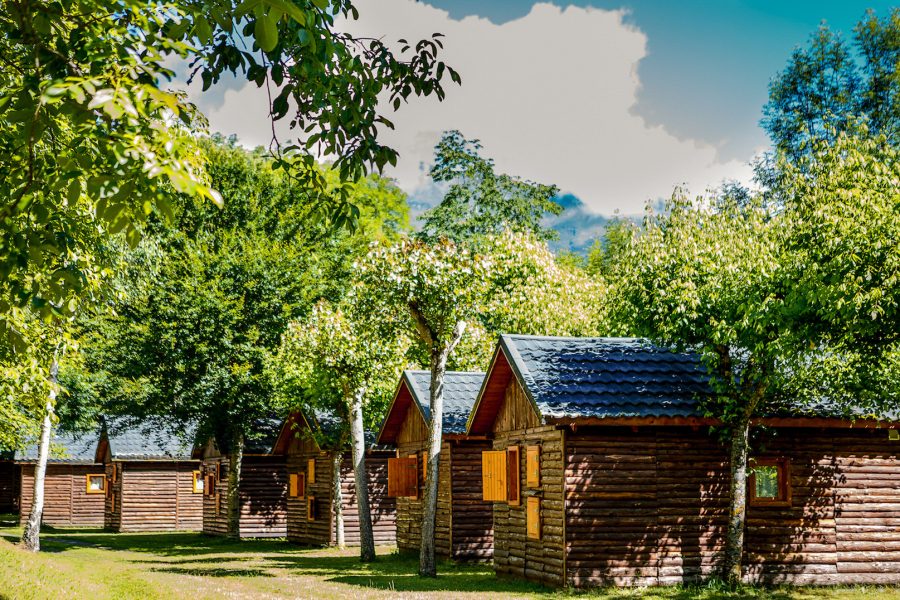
16, 429, 99, 463
404, 370, 487, 434
104, 419, 196, 460
500, 335, 711, 420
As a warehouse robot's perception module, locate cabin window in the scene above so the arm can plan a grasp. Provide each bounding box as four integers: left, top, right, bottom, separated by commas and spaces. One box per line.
507, 446, 520, 506
110, 463, 118, 483
307, 458, 316, 484
85, 474, 106, 494
215, 462, 223, 481
749, 457, 791, 507
192, 470, 203, 494
526, 497, 541, 539
307, 496, 317, 521
204, 474, 216, 496
289, 473, 306, 498
387, 456, 418, 498
526, 446, 541, 488
421, 452, 427, 482
482, 450, 508, 501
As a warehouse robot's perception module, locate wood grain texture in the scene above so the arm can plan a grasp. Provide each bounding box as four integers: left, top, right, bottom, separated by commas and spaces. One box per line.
201, 455, 287, 538
19, 464, 105, 527
101, 460, 202, 532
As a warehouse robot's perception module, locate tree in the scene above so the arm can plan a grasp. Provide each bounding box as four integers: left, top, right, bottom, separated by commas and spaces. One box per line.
71, 139, 411, 538
356, 238, 488, 575
1, 0, 457, 307
763, 9, 900, 162
773, 131, 900, 413
420, 131, 562, 243
279, 300, 408, 561
584, 216, 639, 279
610, 191, 789, 582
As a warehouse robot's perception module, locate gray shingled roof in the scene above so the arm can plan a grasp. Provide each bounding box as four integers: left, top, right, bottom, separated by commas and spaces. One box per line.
16, 429, 99, 463
405, 370, 487, 434
244, 418, 284, 454
499, 335, 711, 420
105, 419, 196, 460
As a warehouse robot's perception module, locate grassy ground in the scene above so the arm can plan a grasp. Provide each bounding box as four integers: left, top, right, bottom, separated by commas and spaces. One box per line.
0, 516, 898, 600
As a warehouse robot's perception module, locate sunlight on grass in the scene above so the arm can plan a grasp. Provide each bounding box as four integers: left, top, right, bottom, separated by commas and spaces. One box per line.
0, 526, 897, 600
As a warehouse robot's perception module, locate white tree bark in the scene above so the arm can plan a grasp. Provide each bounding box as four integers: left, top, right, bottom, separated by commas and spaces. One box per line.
418, 320, 466, 577
225, 430, 245, 539
21, 358, 58, 552
332, 451, 345, 549
349, 388, 375, 561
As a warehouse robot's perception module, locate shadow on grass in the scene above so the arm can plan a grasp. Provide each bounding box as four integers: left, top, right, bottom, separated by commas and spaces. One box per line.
153, 567, 273, 578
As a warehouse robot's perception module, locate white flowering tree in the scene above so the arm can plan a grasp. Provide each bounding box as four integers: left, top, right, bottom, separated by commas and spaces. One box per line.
281, 300, 408, 562
356, 232, 606, 576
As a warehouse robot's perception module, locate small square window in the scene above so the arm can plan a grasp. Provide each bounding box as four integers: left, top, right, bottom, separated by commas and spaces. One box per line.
192, 470, 204, 494
86, 474, 106, 494
749, 458, 791, 507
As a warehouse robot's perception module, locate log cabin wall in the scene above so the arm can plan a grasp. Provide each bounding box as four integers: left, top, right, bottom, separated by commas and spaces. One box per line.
394, 403, 453, 556
104, 461, 123, 531
202, 456, 288, 538
285, 434, 334, 546
18, 464, 106, 527
336, 453, 396, 545
114, 461, 201, 532
0, 461, 19, 513
490, 379, 566, 586
448, 440, 493, 560
561, 425, 900, 587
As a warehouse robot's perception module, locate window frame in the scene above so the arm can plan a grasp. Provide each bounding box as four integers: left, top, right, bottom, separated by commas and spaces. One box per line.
748, 457, 792, 507
506, 446, 520, 506
192, 470, 204, 494
307, 495, 317, 521
289, 472, 306, 498
307, 458, 316, 484
85, 474, 106, 495
482, 450, 508, 502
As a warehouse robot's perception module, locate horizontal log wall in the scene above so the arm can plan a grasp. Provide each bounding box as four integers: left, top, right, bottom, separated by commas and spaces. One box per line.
202, 456, 288, 538
395, 438, 454, 557
116, 461, 201, 532
337, 454, 396, 545
19, 464, 105, 527
560, 426, 900, 587
492, 426, 565, 586
0, 462, 19, 513
286, 445, 334, 546
449, 441, 493, 560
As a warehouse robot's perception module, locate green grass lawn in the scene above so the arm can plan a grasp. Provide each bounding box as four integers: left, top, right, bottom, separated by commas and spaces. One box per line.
0, 515, 898, 600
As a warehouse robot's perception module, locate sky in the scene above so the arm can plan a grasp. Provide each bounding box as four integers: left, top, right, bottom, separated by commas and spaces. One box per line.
185, 1, 898, 216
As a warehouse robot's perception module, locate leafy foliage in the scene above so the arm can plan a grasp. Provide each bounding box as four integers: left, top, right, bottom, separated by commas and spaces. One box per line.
763, 8, 900, 161
420, 131, 562, 243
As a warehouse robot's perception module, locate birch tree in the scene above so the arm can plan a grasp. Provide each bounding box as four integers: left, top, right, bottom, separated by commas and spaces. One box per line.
280, 301, 408, 562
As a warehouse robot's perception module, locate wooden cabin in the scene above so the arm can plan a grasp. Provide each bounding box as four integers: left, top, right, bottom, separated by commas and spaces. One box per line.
15, 430, 105, 527
467, 334, 900, 587
273, 410, 396, 547
378, 370, 493, 560
196, 420, 288, 538
96, 422, 202, 532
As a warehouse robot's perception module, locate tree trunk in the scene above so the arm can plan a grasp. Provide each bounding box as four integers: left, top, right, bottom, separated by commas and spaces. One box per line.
722, 410, 752, 584
349, 388, 375, 561
419, 321, 465, 577
332, 450, 345, 549
21, 358, 59, 552
225, 430, 245, 539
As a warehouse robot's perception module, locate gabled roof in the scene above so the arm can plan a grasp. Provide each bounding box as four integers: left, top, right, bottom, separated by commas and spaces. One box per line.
16, 429, 100, 464
467, 335, 711, 434
195, 418, 284, 458
272, 408, 385, 455
97, 419, 196, 462
378, 370, 486, 445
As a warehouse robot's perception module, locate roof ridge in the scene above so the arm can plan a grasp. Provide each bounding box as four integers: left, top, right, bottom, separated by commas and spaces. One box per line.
501, 333, 648, 343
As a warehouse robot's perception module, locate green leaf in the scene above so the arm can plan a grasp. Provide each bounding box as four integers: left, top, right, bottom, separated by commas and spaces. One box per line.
255, 13, 278, 52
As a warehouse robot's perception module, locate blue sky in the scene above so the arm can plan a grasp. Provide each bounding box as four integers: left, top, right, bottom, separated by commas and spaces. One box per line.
429, 1, 897, 161
192, 1, 897, 218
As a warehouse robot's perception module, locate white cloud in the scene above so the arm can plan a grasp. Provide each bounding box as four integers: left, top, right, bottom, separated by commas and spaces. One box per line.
188, 1, 754, 215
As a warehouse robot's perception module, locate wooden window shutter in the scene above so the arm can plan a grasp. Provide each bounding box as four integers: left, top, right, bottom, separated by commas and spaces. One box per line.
307, 459, 316, 484
388, 457, 418, 498
526, 446, 541, 488
289, 473, 306, 498
527, 497, 541, 539
482, 450, 507, 501
421, 452, 427, 483
307, 496, 317, 521
507, 446, 520, 506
